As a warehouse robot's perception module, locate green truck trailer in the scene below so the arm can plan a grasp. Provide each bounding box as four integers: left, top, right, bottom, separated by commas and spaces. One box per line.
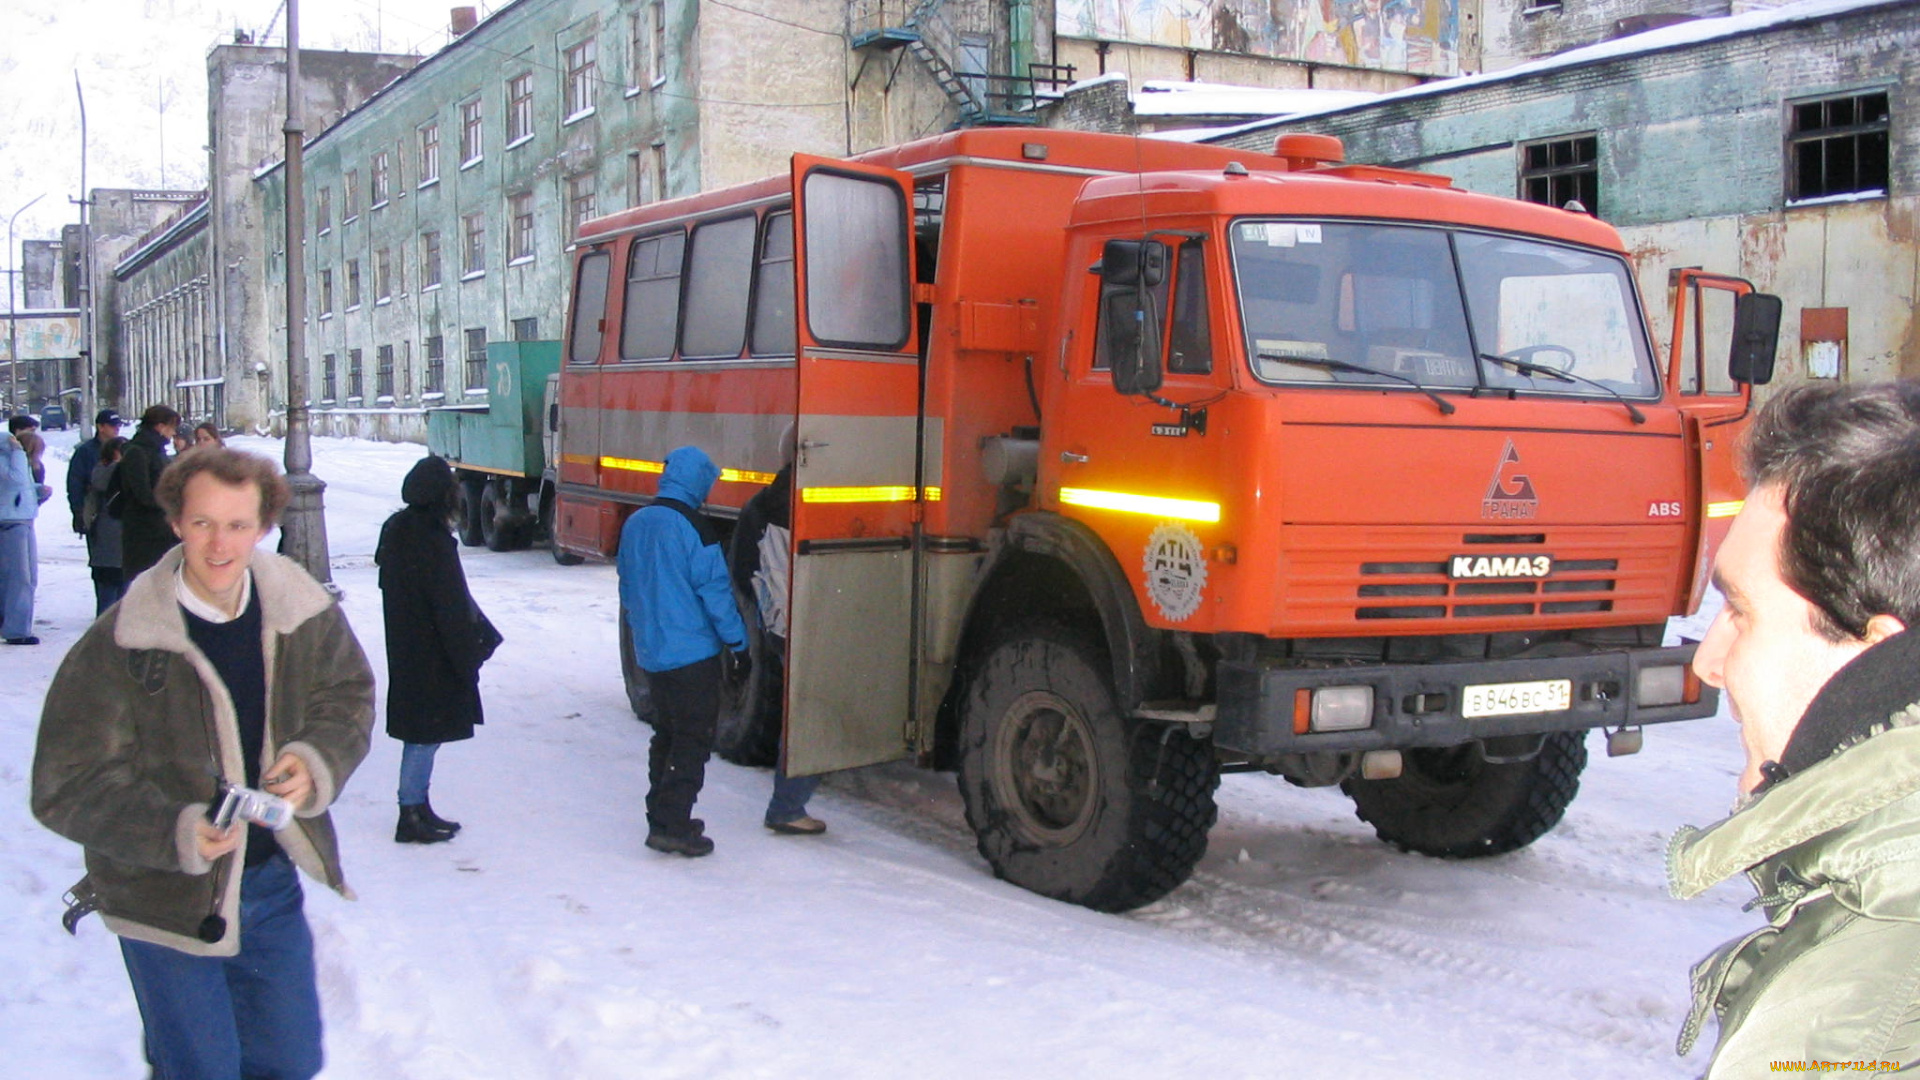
425, 340, 580, 563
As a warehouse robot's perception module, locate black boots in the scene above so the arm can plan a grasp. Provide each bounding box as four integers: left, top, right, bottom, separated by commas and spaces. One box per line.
395, 804, 456, 844
420, 800, 461, 834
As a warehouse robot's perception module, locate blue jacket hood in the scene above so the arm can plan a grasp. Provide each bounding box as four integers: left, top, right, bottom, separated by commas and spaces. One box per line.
658, 446, 720, 506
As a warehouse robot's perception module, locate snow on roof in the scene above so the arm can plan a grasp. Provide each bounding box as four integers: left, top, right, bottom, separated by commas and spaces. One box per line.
1132, 80, 1379, 118
1204, 0, 1912, 140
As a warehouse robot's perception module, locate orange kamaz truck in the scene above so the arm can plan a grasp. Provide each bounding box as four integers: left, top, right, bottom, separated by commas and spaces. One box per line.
553, 129, 1780, 911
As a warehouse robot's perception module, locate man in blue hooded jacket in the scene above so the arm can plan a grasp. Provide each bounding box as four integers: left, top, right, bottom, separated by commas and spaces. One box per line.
617, 446, 749, 857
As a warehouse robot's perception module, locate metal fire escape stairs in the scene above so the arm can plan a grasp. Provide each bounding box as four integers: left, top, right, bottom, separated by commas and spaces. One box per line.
851, 1, 1000, 128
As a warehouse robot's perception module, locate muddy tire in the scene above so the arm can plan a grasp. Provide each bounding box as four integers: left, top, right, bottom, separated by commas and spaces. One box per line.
957, 626, 1217, 912
456, 475, 486, 547
617, 605, 652, 726
481, 479, 514, 552
714, 615, 780, 767
1341, 732, 1587, 858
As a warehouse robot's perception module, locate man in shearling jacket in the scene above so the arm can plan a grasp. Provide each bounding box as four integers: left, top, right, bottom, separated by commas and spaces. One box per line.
1670, 382, 1920, 1077
32, 446, 374, 1080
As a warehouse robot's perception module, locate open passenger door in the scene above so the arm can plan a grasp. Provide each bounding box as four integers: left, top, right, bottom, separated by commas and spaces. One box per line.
1667, 269, 1776, 614
782, 155, 921, 776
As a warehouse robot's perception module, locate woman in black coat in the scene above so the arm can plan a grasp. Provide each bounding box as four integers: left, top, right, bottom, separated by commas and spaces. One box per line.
376, 456, 500, 844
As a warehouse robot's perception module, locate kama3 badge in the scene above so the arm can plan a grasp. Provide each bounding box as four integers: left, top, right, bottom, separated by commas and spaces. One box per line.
1144, 523, 1207, 621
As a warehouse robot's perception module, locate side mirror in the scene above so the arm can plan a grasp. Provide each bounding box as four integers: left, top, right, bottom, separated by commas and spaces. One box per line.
1729, 292, 1781, 386
1101, 239, 1166, 396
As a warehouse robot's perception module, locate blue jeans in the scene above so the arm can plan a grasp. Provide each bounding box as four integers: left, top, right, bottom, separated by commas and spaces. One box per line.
0, 521, 34, 638
397, 741, 440, 806
119, 853, 323, 1080
767, 769, 821, 824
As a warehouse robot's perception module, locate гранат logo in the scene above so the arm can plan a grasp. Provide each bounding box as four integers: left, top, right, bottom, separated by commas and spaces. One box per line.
1483, 439, 1538, 520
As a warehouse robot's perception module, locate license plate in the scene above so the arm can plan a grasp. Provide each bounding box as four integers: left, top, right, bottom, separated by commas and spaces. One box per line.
1462, 678, 1572, 718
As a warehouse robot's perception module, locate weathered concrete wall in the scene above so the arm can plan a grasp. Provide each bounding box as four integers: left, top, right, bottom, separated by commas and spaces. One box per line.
86, 189, 205, 412
1053, 37, 1426, 95
700, 0, 849, 186
1482, 0, 1733, 71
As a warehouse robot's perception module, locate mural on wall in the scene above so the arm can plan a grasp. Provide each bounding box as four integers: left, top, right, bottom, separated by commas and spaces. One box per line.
1058, 0, 1460, 76
0, 315, 81, 361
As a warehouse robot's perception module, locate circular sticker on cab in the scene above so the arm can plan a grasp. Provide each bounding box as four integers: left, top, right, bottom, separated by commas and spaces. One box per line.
1143, 523, 1207, 622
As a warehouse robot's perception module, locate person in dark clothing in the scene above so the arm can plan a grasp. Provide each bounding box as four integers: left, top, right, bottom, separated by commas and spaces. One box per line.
118, 404, 182, 581
67, 408, 125, 535
617, 445, 749, 857
83, 436, 129, 614
729, 461, 826, 834
375, 456, 500, 844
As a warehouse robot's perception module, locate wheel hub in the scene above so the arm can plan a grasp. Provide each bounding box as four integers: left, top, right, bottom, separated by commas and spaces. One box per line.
992, 690, 1097, 846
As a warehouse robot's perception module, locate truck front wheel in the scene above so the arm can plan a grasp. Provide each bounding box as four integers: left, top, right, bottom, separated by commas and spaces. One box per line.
958, 626, 1217, 912
1340, 732, 1586, 858
456, 475, 486, 547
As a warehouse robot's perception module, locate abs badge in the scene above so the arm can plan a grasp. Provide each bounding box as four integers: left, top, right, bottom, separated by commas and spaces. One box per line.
1482, 439, 1539, 520
1144, 523, 1207, 622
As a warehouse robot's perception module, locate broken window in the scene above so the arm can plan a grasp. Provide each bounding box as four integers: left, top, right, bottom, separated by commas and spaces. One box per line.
1519, 135, 1598, 215
1788, 90, 1889, 202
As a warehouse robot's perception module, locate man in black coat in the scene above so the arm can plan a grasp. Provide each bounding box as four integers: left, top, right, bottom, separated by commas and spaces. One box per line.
66, 408, 124, 534
117, 405, 181, 582
375, 456, 499, 843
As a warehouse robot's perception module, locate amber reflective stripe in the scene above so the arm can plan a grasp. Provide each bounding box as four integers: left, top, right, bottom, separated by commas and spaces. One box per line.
1059, 486, 1220, 523
598, 457, 773, 485
1706, 500, 1744, 519
801, 485, 941, 504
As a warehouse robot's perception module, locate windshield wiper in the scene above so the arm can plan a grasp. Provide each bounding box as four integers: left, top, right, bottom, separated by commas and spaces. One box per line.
1258, 352, 1456, 416
1478, 352, 1645, 425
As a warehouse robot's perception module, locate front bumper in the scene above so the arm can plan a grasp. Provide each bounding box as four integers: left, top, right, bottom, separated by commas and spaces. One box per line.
1213, 644, 1714, 756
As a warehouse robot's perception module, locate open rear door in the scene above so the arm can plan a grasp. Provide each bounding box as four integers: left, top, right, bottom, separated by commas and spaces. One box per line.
1667, 269, 1756, 614
782, 155, 921, 776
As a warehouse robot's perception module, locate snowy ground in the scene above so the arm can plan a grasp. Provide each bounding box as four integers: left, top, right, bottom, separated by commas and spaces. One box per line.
1, 432, 1756, 1079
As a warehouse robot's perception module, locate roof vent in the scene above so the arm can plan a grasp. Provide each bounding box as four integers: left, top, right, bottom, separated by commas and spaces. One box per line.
1273, 133, 1345, 172
451, 7, 478, 36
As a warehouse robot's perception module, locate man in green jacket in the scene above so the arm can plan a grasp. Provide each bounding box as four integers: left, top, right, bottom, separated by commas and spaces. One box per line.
1671, 382, 1920, 1077
32, 447, 374, 1079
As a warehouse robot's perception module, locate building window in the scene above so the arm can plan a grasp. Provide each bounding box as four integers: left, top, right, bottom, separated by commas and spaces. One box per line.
422, 230, 442, 288
627, 10, 646, 92
565, 39, 597, 118
1519, 134, 1598, 214
512, 316, 539, 341
322, 352, 337, 401
319, 268, 333, 315
460, 99, 483, 165
507, 72, 534, 145
346, 258, 362, 309
419, 123, 440, 185
1789, 90, 1890, 202
425, 335, 445, 393
377, 344, 395, 399
648, 1, 666, 86
463, 212, 486, 276
316, 187, 332, 234
634, 143, 667, 206
465, 327, 489, 390
347, 348, 364, 400
375, 248, 392, 301
343, 170, 360, 221
371, 152, 390, 206
567, 172, 598, 238
509, 191, 535, 263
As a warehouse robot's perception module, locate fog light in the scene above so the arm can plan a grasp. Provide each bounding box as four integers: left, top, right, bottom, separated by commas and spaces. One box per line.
1636, 664, 1686, 707
1310, 686, 1374, 732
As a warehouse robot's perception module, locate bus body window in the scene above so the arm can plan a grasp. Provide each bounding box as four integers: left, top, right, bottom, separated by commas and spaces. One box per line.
681, 214, 757, 359
620, 231, 685, 362
569, 251, 611, 363
751, 210, 796, 357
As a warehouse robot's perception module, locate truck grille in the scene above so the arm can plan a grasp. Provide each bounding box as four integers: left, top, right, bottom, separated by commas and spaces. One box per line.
1355, 557, 1617, 619
1271, 526, 1680, 631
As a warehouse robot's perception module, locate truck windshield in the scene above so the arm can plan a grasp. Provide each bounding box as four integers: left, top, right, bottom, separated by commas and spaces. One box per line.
1232, 220, 1658, 400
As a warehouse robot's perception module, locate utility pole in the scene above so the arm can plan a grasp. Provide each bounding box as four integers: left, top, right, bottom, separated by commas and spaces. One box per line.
76, 73, 94, 420
279, 0, 333, 585
6, 193, 46, 418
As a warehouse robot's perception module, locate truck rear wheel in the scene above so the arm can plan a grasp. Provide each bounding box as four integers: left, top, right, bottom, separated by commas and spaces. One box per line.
1340, 732, 1586, 858
958, 626, 1217, 912
457, 475, 486, 547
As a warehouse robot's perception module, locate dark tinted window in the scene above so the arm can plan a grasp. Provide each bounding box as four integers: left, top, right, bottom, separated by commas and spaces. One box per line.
620, 232, 684, 361
680, 215, 756, 359
751, 211, 795, 357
